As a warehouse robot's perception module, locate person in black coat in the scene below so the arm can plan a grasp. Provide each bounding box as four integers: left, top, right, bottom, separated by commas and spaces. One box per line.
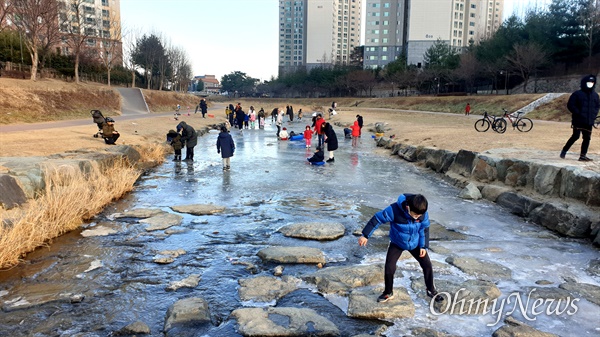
561, 74, 600, 161
216, 126, 235, 170
200, 99, 208, 118
307, 147, 325, 163
236, 105, 245, 131
322, 122, 338, 162
176, 121, 197, 161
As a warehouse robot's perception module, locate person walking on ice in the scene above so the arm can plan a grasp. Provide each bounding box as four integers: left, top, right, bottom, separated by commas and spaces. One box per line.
358, 193, 443, 304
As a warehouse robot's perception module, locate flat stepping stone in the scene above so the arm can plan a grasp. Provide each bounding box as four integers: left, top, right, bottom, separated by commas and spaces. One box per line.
303, 264, 384, 295
164, 297, 210, 332
170, 204, 225, 215
492, 316, 559, 337
238, 275, 300, 302
559, 281, 600, 306
429, 222, 469, 241
257, 246, 325, 264
114, 208, 165, 219
80, 226, 117, 237
347, 287, 415, 320
445, 256, 512, 281
141, 213, 183, 231
166, 274, 201, 291
278, 222, 345, 240
231, 307, 339, 336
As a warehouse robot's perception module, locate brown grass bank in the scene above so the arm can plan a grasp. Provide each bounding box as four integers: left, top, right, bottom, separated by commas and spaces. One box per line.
0, 144, 168, 269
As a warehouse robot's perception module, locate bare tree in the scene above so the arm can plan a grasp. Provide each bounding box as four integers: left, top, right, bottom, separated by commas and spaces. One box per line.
97, 10, 122, 86
505, 42, 548, 93
0, 0, 13, 31
60, 0, 98, 83
456, 52, 481, 93
156, 33, 171, 90
11, 0, 61, 80
345, 70, 376, 97
579, 0, 600, 71
122, 24, 141, 87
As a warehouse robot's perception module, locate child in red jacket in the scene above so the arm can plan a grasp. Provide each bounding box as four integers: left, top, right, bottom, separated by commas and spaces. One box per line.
303, 125, 312, 148
351, 121, 361, 147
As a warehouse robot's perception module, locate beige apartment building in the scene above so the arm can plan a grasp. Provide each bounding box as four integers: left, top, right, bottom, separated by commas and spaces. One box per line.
58, 0, 123, 63
364, 0, 503, 69
279, 0, 362, 76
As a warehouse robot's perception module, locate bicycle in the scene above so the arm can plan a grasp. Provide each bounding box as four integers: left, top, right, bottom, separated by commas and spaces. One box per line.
474, 111, 503, 133
493, 109, 534, 133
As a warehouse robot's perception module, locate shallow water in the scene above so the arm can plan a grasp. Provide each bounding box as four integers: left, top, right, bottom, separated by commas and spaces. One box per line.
0, 122, 598, 337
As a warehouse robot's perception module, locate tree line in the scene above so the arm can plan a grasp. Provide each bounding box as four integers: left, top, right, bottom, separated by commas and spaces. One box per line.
222, 0, 600, 97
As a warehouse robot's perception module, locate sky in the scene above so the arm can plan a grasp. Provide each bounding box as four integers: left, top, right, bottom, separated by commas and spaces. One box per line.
120, 0, 553, 83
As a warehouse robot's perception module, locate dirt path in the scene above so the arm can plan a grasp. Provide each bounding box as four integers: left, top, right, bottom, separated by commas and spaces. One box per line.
0, 104, 598, 172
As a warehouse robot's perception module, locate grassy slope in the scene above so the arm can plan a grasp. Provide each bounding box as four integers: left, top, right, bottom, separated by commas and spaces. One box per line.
0, 77, 566, 125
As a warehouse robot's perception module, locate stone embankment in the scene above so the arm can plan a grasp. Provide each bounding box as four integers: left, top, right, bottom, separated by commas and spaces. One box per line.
373, 136, 600, 245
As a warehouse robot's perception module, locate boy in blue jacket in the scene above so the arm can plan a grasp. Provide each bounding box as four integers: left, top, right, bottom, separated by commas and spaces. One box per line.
358, 193, 443, 303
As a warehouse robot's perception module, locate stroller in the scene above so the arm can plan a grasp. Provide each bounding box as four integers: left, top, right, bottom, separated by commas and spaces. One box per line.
91, 110, 106, 138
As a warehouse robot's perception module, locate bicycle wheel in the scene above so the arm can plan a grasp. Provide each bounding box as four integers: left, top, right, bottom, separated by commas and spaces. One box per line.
493, 118, 507, 133
516, 118, 533, 132
474, 119, 490, 132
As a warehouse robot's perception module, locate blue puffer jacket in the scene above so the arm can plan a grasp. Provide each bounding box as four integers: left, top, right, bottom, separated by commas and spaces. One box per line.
361, 194, 430, 250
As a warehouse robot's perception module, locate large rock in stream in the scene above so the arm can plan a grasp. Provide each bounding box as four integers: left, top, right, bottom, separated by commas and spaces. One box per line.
257, 246, 326, 264
347, 287, 415, 319
278, 222, 346, 240
113, 208, 165, 219
302, 264, 384, 295
231, 307, 340, 336
492, 316, 559, 337
238, 275, 301, 303
170, 204, 226, 215
445, 256, 512, 281
141, 213, 183, 231
163, 297, 211, 333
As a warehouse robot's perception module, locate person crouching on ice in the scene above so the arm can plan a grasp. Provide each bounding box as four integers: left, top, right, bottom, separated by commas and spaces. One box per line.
358, 193, 443, 304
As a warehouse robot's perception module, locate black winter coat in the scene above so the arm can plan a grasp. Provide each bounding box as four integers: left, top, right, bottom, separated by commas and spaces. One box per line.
216, 131, 235, 158
200, 100, 208, 113
567, 75, 600, 126
177, 121, 198, 148
308, 150, 325, 163
323, 123, 338, 151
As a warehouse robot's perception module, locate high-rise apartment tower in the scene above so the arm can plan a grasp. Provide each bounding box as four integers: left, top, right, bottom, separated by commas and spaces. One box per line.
364, 0, 503, 69
279, 0, 362, 76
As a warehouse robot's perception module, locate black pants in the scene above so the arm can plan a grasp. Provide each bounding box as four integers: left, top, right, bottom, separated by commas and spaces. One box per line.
185, 146, 194, 160
562, 123, 592, 156
104, 133, 120, 144
276, 125, 281, 137
384, 242, 435, 294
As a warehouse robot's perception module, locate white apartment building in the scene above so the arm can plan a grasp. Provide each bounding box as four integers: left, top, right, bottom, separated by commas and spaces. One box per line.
364, 0, 503, 69
279, 0, 362, 76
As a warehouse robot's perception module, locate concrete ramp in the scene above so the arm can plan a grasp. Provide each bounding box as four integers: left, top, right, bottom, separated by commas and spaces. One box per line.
116, 88, 150, 115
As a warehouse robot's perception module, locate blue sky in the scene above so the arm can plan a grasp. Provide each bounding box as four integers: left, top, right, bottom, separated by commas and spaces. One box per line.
120, 0, 552, 82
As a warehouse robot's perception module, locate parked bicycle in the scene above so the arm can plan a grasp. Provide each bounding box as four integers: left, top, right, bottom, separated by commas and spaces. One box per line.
474, 111, 503, 133
493, 109, 534, 133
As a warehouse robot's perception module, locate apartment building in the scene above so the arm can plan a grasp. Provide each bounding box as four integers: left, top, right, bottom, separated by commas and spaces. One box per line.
364, 0, 503, 69
58, 0, 123, 63
279, 0, 362, 76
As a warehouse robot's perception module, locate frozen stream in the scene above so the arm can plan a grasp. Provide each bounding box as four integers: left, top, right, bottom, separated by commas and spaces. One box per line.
0, 121, 598, 336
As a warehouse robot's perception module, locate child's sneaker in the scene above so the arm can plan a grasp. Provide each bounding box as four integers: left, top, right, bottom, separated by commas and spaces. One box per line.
427, 289, 444, 303
377, 292, 394, 303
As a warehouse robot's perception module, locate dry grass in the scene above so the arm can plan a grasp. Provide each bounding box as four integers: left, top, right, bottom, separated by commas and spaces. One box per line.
136, 143, 170, 163
142, 90, 202, 113
0, 159, 141, 269
527, 94, 571, 122
0, 78, 121, 124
